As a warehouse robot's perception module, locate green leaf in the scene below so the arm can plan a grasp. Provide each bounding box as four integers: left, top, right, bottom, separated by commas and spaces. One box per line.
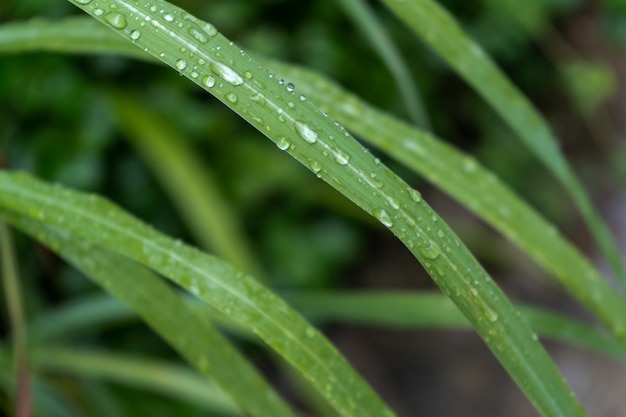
379, 0, 626, 287
1, 1, 592, 414
30, 347, 240, 415
3, 211, 295, 417
266, 59, 626, 348
0, 172, 396, 417
337, 0, 431, 128
289, 292, 626, 362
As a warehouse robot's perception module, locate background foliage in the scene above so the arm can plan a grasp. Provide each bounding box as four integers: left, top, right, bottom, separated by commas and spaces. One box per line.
1, 0, 625, 416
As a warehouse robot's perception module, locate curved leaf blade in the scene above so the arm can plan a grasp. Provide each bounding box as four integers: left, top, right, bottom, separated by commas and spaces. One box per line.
4, 213, 296, 417
379, 0, 626, 287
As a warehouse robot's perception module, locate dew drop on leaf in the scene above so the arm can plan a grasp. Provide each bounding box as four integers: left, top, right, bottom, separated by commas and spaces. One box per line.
226, 92, 238, 104
410, 189, 422, 202
335, 149, 350, 165
210, 61, 244, 86
421, 241, 441, 260
130, 29, 141, 40
275, 136, 290, 151
373, 208, 394, 227
104, 12, 128, 29
75, 0, 92, 4
203, 23, 218, 37
201, 75, 216, 88
175, 59, 187, 70
286, 82, 295, 92
188, 27, 208, 43
93, 8, 104, 16
295, 121, 318, 144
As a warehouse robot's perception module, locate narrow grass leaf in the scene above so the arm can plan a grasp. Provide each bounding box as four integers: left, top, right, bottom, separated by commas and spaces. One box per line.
3, 17, 625, 349
379, 0, 626, 287
337, 0, 430, 128
0, 17, 146, 60
3, 18, 624, 348
1, 211, 296, 417
0, 173, 396, 417
6, 1, 589, 414
267, 60, 626, 346
31, 347, 240, 415
288, 292, 626, 362
110, 91, 263, 278
30, 290, 626, 363
0, 222, 32, 417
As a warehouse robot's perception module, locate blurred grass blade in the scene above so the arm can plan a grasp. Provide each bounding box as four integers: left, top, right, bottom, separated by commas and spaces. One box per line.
337, 0, 430, 128
32, 347, 240, 415
0, 17, 147, 60
3, 213, 295, 417
0, 173, 396, 417
267, 60, 626, 346
379, 0, 626, 287
7, 0, 590, 412
289, 292, 626, 362
110, 91, 263, 278
30, 290, 626, 363
0, 222, 31, 417
28, 295, 134, 342
2, 17, 624, 350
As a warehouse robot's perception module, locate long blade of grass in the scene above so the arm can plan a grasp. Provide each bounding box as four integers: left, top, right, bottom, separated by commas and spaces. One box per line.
336, 0, 431, 128
288, 292, 626, 362
2, 212, 296, 417
30, 347, 240, 415
29, 290, 626, 363
110, 91, 263, 278
3, 17, 625, 350
3, 17, 625, 352
4, 1, 589, 413
379, 0, 626, 287
266, 60, 626, 346
0, 222, 32, 417
0, 173, 396, 417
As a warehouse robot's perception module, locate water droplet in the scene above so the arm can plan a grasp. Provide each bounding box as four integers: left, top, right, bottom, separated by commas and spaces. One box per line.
287, 101, 295, 108
93, 8, 104, 16
335, 149, 350, 165
203, 23, 218, 37
75, 0, 92, 4
421, 241, 441, 260
226, 92, 238, 103
482, 304, 499, 322
243, 70, 253, 79
286, 82, 295, 92
210, 61, 243, 85
130, 29, 141, 40
295, 121, 318, 144
373, 208, 394, 228
437, 229, 445, 238
150, 5, 157, 12
410, 189, 422, 202
299, 94, 306, 101
278, 78, 284, 85
104, 12, 128, 29
188, 26, 208, 43
387, 196, 400, 209
175, 59, 187, 70
275, 136, 290, 150
201, 75, 216, 88
309, 159, 322, 173
306, 328, 316, 338
164, 13, 174, 22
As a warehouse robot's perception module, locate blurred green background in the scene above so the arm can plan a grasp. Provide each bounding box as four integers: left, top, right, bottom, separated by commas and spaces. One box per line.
1, 0, 625, 416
